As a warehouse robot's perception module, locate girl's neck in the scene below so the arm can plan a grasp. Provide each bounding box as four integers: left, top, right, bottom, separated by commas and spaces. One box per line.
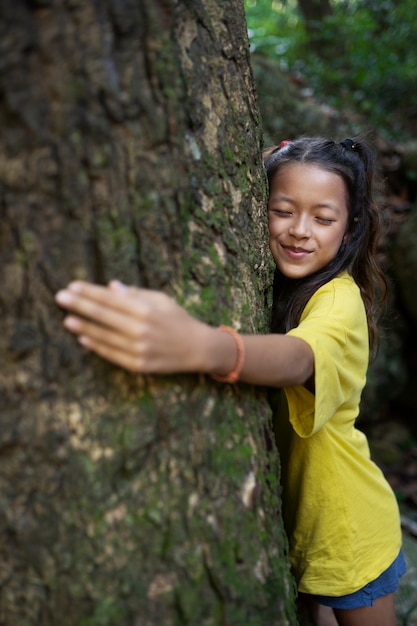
271, 266, 348, 334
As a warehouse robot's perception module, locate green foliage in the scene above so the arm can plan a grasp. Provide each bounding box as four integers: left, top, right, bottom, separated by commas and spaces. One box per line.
245, 0, 417, 139
245, 0, 304, 71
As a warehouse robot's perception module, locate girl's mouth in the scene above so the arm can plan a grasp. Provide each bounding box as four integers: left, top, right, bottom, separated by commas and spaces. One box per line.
283, 245, 311, 259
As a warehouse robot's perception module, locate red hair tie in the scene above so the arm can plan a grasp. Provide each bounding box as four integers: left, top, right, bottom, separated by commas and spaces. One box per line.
279, 140, 290, 148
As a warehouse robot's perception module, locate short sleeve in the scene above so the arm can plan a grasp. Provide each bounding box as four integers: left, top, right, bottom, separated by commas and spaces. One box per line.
284, 276, 368, 438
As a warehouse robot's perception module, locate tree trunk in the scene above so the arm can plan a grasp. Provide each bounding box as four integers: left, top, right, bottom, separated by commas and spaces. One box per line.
297, 0, 332, 25
0, 1, 296, 625
297, 0, 335, 56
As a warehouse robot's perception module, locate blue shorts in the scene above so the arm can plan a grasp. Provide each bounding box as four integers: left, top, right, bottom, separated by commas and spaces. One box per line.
314, 548, 406, 610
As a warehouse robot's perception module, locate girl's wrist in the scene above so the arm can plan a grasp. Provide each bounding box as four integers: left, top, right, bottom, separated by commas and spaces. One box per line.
197, 324, 242, 380
211, 326, 245, 383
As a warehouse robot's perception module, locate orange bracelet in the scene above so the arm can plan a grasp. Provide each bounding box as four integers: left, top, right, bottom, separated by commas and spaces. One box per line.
211, 325, 245, 384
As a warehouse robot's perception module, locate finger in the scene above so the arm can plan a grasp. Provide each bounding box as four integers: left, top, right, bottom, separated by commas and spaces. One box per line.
69, 280, 171, 309
56, 281, 132, 315
108, 280, 174, 310
63, 315, 146, 353
57, 290, 144, 338
56, 280, 172, 317
78, 334, 145, 373
64, 313, 151, 372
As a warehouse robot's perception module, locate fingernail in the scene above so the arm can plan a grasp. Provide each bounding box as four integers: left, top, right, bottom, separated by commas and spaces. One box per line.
110, 280, 127, 290
56, 290, 72, 305
68, 281, 83, 293
64, 316, 80, 330
78, 335, 91, 347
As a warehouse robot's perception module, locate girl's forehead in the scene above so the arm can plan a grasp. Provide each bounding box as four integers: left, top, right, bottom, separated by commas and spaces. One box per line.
269, 162, 349, 212
272, 162, 346, 189
274, 162, 336, 177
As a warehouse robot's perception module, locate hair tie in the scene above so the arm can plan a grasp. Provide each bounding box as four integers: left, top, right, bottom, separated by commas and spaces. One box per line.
279, 140, 291, 148
340, 138, 357, 151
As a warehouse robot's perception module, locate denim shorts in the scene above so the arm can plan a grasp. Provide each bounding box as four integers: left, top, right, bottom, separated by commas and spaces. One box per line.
314, 548, 406, 609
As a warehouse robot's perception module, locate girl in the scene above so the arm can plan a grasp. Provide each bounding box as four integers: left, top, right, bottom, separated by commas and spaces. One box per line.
55, 137, 405, 626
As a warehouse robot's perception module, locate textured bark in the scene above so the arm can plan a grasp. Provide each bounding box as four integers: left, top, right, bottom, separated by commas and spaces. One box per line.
297, 0, 332, 24
297, 0, 335, 56
0, 1, 296, 624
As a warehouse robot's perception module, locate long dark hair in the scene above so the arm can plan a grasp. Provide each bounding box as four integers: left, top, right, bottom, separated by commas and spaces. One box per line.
264, 137, 386, 356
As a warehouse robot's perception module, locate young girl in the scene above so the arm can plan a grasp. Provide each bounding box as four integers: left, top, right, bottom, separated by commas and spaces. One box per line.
55, 137, 405, 626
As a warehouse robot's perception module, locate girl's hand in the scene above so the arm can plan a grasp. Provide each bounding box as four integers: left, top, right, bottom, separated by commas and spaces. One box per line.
55, 281, 314, 386
55, 281, 213, 374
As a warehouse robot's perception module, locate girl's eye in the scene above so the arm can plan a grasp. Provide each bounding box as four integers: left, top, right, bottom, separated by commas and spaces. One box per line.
271, 209, 292, 217
316, 217, 334, 225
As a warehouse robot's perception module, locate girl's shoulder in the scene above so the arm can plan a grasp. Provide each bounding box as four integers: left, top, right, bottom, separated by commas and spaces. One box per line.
314, 271, 359, 299
302, 272, 363, 321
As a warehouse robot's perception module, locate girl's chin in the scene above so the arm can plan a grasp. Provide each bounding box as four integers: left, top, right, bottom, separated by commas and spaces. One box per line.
275, 261, 311, 280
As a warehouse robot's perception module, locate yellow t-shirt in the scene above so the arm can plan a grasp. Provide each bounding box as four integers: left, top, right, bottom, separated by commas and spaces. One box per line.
274, 272, 402, 596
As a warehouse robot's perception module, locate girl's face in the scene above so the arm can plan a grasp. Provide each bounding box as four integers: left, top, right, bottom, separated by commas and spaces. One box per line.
268, 163, 349, 280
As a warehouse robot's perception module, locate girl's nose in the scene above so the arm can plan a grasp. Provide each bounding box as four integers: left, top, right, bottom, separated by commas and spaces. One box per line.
288, 216, 311, 239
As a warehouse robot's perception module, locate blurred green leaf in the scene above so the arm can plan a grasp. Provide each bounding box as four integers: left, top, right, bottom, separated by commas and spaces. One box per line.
244, 0, 417, 139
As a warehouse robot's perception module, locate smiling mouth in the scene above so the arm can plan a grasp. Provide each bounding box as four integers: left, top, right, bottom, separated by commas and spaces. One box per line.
284, 245, 311, 253
282, 245, 312, 259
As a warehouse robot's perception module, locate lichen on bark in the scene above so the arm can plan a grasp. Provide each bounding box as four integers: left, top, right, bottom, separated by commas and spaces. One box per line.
0, 1, 297, 624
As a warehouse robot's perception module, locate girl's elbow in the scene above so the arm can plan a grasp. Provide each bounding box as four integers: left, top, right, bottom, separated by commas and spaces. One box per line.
292, 339, 314, 385
299, 362, 314, 386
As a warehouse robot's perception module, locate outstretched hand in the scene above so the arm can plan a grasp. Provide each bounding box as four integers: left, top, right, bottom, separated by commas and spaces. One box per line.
55, 281, 213, 374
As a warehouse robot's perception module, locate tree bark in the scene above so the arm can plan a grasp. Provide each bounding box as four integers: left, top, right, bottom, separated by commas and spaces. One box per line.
0, 1, 296, 625
297, 0, 335, 56
297, 0, 332, 25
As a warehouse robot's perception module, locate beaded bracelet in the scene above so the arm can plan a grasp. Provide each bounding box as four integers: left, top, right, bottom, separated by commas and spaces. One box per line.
211, 325, 245, 384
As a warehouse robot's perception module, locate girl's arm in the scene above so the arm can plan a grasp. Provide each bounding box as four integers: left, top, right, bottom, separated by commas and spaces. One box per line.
55, 281, 314, 388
